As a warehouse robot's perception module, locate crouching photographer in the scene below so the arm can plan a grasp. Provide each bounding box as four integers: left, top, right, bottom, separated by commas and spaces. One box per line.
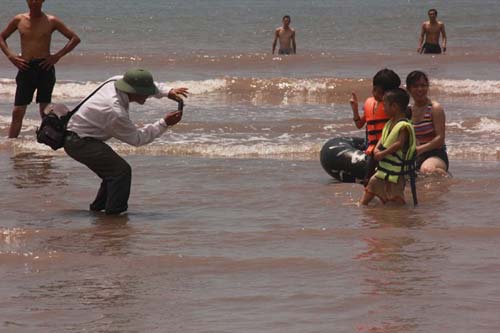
64, 68, 188, 215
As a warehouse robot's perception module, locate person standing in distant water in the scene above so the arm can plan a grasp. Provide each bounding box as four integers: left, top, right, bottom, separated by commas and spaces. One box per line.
417, 8, 447, 54
0, 0, 81, 138
272, 15, 296, 55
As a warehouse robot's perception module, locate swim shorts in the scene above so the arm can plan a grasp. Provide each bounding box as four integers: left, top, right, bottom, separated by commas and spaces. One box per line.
422, 43, 442, 54
15, 58, 56, 106
416, 147, 449, 171
278, 48, 293, 55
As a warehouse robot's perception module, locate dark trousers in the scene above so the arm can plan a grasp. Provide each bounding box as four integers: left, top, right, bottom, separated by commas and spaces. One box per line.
64, 133, 131, 214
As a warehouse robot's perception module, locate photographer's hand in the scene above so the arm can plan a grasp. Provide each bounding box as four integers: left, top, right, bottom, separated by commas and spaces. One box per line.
164, 110, 183, 126
168, 87, 189, 102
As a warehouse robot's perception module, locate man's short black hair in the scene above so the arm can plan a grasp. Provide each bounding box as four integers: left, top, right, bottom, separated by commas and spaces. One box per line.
373, 68, 401, 92
282, 15, 291, 21
428, 8, 438, 15
384, 88, 410, 113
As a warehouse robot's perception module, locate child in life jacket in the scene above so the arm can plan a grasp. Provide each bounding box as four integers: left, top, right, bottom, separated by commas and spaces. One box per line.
350, 69, 401, 183
360, 88, 417, 205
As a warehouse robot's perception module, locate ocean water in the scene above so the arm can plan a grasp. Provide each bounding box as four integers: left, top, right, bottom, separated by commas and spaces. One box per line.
3, 0, 500, 55
1, 1, 500, 332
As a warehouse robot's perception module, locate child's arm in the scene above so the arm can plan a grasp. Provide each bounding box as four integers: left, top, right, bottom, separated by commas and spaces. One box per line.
373, 128, 408, 161
350, 92, 365, 129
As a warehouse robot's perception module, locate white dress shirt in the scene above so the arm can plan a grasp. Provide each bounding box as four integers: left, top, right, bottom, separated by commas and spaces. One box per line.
67, 75, 172, 147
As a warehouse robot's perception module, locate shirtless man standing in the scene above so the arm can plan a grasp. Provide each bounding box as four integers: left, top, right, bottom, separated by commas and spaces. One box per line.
0, 0, 81, 138
417, 9, 447, 54
272, 15, 296, 55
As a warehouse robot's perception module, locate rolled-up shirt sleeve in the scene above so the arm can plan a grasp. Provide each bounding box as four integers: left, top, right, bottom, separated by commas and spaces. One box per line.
107, 115, 168, 147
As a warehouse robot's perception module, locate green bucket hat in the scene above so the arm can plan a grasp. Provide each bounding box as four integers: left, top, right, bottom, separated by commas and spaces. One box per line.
115, 68, 159, 96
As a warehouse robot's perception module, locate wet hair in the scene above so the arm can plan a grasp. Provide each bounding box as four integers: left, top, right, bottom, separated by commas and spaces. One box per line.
405, 70, 429, 89
428, 9, 438, 16
282, 15, 291, 22
373, 68, 401, 92
384, 88, 410, 113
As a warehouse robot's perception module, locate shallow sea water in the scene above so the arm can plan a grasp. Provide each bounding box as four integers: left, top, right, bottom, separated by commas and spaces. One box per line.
1, 0, 500, 331
1, 152, 500, 332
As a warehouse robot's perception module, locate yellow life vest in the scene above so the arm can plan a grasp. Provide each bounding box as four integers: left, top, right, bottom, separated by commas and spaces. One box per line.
375, 119, 417, 184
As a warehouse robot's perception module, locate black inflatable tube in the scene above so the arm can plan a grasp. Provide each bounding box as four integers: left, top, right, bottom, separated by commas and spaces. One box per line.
320, 137, 368, 183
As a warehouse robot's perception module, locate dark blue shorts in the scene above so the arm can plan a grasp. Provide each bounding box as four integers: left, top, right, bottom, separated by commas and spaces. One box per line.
14, 59, 56, 106
422, 43, 442, 54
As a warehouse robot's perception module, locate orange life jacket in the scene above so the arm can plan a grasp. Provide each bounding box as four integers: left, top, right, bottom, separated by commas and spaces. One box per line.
364, 97, 389, 155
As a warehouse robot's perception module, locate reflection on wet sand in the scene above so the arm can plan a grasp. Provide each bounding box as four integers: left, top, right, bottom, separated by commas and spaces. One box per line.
10, 152, 67, 189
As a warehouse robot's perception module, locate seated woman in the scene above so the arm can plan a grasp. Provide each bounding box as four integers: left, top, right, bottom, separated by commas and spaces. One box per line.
406, 71, 449, 175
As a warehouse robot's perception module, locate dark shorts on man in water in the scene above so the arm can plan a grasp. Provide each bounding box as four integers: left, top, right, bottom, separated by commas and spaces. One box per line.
14, 58, 56, 106
278, 48, 294, 55
421, 43, 442, 54
416, 147, 449, 171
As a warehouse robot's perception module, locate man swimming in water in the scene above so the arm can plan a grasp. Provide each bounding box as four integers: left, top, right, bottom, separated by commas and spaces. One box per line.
0, 0, 81, 138
272, 15, 296, 55
417, 8, 447, 54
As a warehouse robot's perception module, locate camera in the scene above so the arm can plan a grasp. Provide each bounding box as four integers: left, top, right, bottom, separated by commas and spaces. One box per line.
177, 99, 184, 111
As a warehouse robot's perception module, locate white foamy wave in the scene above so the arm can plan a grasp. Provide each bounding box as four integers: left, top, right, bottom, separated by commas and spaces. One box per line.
0, 78, 103, 100
1, 115, 39, 129
115, 141, 323, 160
274, 79, 336, 93
0, 115, 12, 128
446, 119, 500, 136
4, 134, 500, 162
163, 79, 226, 95
0, 115, 40, 137
0, 77, 228, 100
0, 79, 16, 96
448, 145, 500, 161
2, 136, 322, 160
432, 79, 500, 95
464, 117, 500, 134
4, 77, 500, 101
446, 121, 464, 130
0, 136, 61, 155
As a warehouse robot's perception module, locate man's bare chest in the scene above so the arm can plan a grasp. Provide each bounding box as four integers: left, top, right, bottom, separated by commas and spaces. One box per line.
424, 24, 441, 34
18, 18, 52, 40
279, 29, 293, 39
